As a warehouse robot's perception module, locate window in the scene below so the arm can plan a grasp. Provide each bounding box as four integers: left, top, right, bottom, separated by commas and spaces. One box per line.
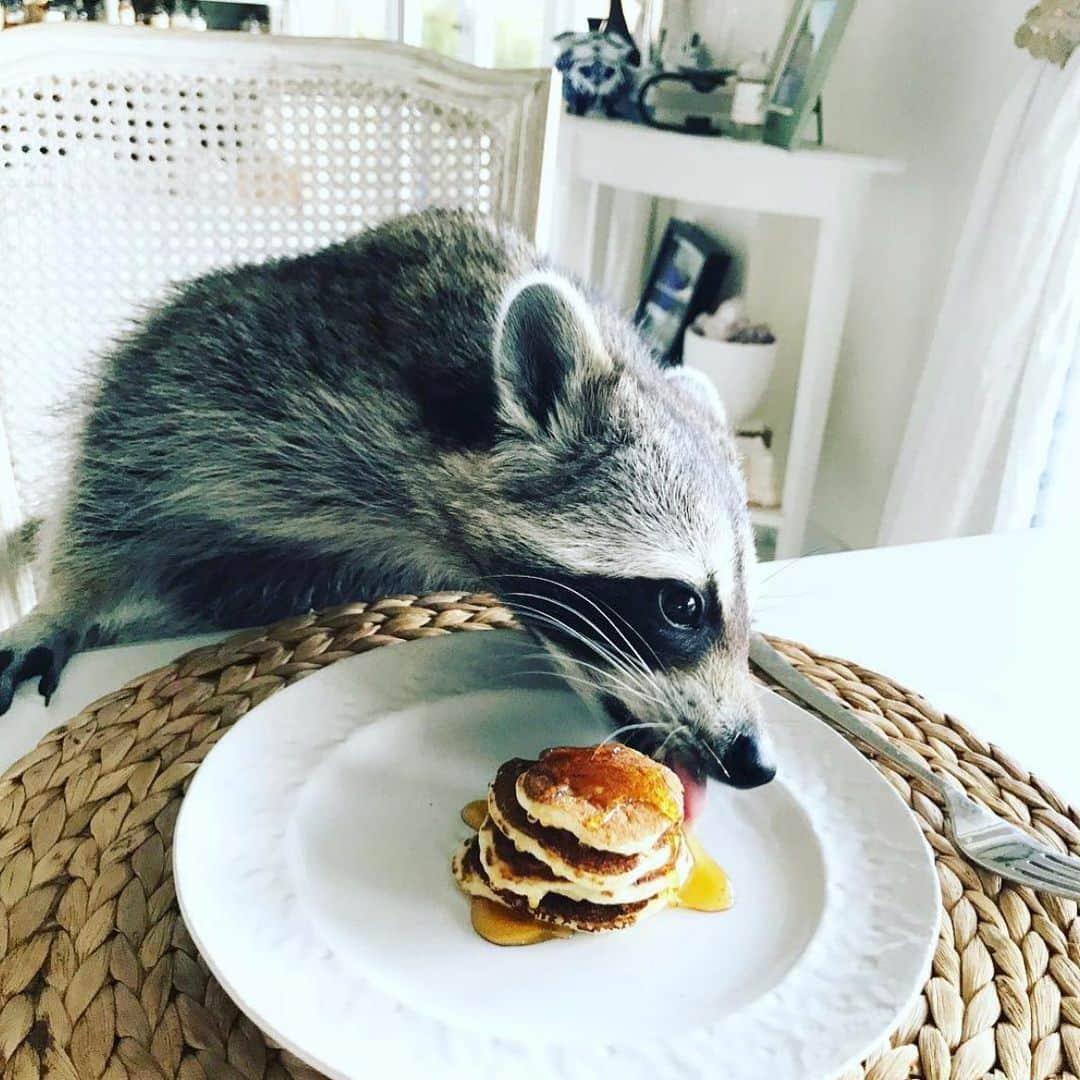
1032, 347, 1080, 529
283, 0, 395, 39
282, 1, 638, 69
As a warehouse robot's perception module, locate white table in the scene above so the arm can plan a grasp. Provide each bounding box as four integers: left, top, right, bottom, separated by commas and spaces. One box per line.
2, 529, 1076, 804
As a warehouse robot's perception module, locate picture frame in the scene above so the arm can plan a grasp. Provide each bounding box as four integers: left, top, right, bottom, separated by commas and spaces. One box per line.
634, 219, 732, 366
763, 0, 858, 149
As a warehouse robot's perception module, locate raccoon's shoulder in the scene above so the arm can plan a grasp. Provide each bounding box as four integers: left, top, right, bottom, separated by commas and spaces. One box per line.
326, 209, 541, 449
96, 210, 540, 447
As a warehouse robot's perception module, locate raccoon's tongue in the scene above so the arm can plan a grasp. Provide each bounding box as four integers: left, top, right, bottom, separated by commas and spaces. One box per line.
669, 759, 708, 824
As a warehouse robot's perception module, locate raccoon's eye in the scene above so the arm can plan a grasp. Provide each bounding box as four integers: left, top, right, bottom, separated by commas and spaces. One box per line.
658, 583, 704, 629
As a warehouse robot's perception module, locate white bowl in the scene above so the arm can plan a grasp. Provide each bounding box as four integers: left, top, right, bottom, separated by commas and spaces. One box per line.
682, 331, 778, 424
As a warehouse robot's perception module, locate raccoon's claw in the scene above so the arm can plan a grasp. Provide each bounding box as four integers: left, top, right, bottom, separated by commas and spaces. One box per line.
0, 653, 15, 716
35, 636, 74, 705
0, 630, 75, 715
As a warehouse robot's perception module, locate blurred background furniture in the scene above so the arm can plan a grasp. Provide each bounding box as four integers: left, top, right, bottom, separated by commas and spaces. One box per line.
549, 113, 901, 559
0, 24, 549, 629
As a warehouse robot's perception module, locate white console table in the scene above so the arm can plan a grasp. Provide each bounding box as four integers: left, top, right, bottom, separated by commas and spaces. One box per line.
548, 114, 901, 559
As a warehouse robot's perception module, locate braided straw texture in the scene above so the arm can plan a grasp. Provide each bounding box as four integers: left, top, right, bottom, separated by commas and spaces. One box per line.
0, 595, 1076, 1079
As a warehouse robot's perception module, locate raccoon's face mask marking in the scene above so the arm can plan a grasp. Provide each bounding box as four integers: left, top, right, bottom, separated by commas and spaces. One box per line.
470, 271, 776, 815
493, 570, 775, 818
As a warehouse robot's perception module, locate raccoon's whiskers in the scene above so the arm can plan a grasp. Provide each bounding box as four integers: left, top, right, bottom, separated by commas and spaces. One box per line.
546, 655, 668, 709
655, 723, 692, 762
509, 670, 666, 711
595, 721, 668, 747
525, 578, 671, 692
501, 588, 669, 706
697, 733, 731, 780
503, 590, 651, 688
503, 600, 631, 676
504, 603, 667, 708
503, 598, 661, 701
539, 577, 668, 677
495, 573, 662, 679
591, 595, 668, 677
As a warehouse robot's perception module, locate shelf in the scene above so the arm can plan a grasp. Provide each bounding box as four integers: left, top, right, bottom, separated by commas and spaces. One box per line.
751, 505, 784, 530
555, 114, 903, 220
540, 107, 905, 558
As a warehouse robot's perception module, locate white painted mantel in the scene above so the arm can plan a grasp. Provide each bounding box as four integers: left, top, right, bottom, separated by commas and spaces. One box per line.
547, 114, 902, 559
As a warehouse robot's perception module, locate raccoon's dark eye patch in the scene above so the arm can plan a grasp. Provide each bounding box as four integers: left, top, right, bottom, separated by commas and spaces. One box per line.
493, 570, 721, 670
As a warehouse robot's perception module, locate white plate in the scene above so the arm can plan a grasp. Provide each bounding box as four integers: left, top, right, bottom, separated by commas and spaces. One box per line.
174, 631, 939, 1080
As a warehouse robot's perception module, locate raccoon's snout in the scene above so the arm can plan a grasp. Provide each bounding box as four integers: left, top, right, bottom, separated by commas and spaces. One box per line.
653, 719, 775, 793
717, 732, 776, 790
600, 693, 776, 809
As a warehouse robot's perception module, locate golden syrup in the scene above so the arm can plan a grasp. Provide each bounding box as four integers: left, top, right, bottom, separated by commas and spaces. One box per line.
469, 896, 572, 946
460, 799, 487, 831
531, 745, 681, 822
676, 831, 733, 912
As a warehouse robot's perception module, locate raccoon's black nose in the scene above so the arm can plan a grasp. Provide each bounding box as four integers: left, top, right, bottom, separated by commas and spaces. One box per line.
721, 732, 776, 789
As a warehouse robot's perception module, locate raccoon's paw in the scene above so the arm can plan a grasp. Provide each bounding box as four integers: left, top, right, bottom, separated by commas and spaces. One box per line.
0, 623, 76, 715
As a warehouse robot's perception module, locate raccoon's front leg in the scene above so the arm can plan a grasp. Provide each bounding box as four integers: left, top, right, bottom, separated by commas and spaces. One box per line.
0, 548, 151, 715
0, 607, 80, 713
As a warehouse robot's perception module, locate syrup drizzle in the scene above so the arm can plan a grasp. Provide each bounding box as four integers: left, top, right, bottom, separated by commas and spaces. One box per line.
461, 797, 572, 943
532, 745, 681, 822
460, 799, 488, 831
676, 831, 734, 912
459, 800, 732, 944
469, 896, 572, 946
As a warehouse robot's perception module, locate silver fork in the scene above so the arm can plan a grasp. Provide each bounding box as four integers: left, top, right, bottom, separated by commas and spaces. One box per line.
750, 635, 1080, 900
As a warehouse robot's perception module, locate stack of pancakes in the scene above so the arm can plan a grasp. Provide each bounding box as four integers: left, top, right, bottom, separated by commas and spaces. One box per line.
453, 744, 691, 933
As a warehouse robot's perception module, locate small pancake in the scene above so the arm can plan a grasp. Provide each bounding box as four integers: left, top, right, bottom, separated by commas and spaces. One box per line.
516, 744, 684, 856
488, 758, 679, 889
478, 817, 689, 907
452, 837, 669, 933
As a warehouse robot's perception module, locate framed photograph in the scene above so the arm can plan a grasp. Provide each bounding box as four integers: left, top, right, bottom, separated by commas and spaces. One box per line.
763, 0, 858, 149
634, 220, 731, 366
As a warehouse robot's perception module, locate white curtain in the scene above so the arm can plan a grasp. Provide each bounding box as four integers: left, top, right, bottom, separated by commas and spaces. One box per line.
879, 50, 1080, 545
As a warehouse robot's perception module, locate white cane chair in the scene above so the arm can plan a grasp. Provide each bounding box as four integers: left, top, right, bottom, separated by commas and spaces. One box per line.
0, 24, 550, 627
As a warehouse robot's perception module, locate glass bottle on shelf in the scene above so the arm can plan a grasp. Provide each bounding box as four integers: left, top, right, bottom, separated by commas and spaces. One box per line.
117, 0, 136, 24
2, 0, 29, 27
729, 53, 770, 141
149, 0, 169, 27
601, 0, 640, 65
42, 0, 68, 22
169, 0, 189, 28
187, 1, 205, 29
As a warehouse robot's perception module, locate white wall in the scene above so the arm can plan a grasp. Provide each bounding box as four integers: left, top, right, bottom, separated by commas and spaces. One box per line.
689, 0, 1032, 550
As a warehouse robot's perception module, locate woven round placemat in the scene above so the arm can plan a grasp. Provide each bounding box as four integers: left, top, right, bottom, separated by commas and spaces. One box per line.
0, 593, 1076, 1079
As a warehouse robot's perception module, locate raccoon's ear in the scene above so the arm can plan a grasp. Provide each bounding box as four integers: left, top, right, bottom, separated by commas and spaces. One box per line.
493, 271, 611, 432
665, 366, 729, 427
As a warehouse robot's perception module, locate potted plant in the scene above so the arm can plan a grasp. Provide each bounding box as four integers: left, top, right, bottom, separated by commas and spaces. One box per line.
681, 298, 777, 424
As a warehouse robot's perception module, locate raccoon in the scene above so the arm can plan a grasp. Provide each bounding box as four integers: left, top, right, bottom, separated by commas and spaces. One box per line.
0, 208, 775, 808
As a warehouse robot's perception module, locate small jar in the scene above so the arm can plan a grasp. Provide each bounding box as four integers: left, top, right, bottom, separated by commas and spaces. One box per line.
2, 0, 28, 26
730, 55, 770, 140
